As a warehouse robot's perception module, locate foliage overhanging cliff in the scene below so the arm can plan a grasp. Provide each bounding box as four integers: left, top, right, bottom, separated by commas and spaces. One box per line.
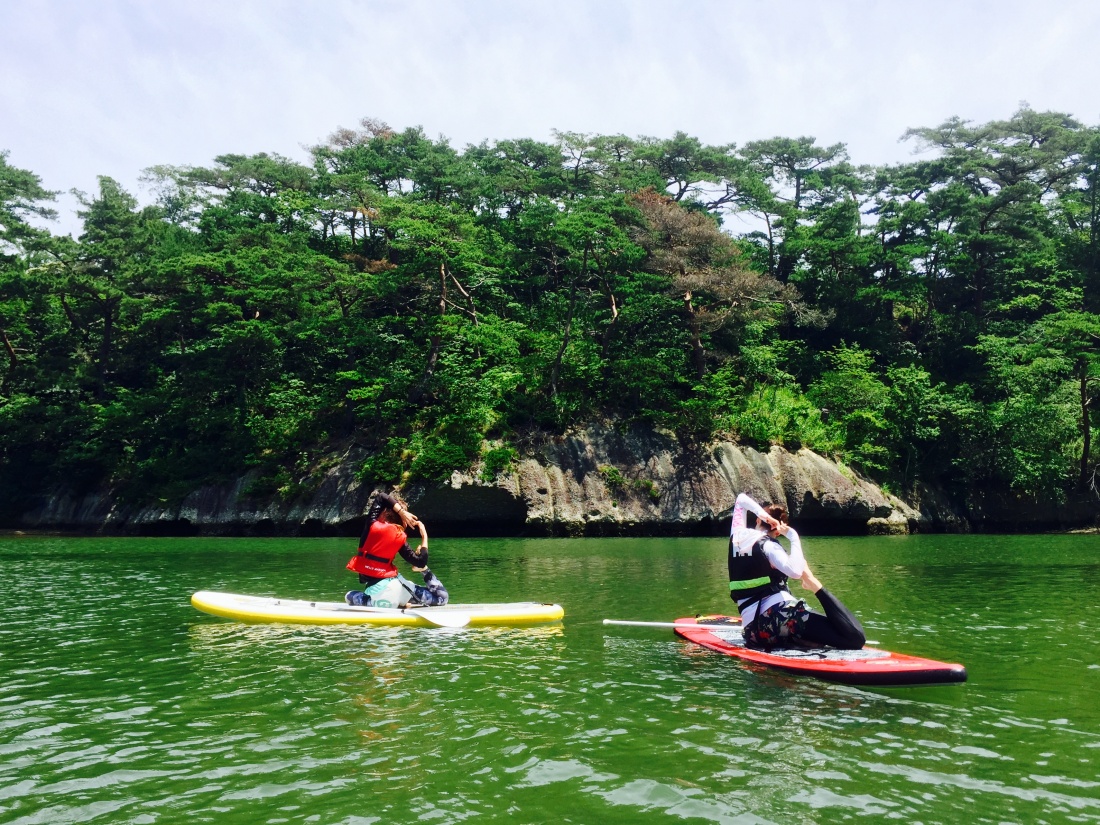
1, 107, 1098, 529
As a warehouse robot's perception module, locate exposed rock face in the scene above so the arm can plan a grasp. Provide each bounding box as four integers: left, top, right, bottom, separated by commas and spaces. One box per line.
17, 466, 378, 537
15, 424, 960, 537
421, 426, 928, 536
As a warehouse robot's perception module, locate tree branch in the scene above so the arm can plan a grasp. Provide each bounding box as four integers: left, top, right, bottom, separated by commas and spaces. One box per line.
1, 327, 17, 391
447, 268, 478, 326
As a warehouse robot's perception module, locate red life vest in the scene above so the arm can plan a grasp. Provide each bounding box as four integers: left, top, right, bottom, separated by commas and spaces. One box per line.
346, 520, 407, 579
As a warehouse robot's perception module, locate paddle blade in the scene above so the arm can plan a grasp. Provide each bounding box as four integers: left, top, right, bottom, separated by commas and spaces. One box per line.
409, 609, 471, 628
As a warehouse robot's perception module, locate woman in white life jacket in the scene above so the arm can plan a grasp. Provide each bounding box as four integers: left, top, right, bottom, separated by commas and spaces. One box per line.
345, 491, 448, 608
728, 492, 865, 650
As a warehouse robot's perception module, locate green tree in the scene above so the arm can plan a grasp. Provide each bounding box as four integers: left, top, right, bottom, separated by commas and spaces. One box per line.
629, 189, 800, 380
0, 152, 58, 392
808, 345, 891, 473
4, 114, 1100, 520
1041, 310, 1100, 489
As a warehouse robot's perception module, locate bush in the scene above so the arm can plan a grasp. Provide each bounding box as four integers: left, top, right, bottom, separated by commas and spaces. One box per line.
480, 445, 518, 482
733, 386, 833, 453
599, 465, 626, 490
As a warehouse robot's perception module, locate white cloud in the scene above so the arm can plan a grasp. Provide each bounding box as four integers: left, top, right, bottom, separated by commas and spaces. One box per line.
3, 0, 1099, 234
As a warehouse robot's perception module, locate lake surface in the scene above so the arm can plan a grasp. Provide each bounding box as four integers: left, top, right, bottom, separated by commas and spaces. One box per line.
2, 533, 1098, 824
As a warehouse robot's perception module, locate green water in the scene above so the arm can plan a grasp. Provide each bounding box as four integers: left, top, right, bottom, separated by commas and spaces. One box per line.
2, 534, 1099, 824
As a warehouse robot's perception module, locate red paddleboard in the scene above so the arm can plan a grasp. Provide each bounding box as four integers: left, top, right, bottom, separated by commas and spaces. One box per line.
674, 615, 967, 687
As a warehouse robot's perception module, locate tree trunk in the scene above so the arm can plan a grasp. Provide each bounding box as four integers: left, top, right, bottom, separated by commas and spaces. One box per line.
1081, 366, 1096, 489
550, 246, 586, 400
96, 301, 115, 400
1, 326, 17, 393
684, 290, 706, 380
409, 264, 447, 405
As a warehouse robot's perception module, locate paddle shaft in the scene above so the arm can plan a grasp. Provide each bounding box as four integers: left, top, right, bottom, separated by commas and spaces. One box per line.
603, 617, 879, 644
327, 602, 471, 628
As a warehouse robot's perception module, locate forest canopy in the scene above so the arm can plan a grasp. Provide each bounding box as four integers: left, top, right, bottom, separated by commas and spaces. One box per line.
1, 107, 1098, 518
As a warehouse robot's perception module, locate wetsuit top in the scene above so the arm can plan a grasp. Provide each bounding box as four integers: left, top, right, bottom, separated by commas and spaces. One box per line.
729, 493, 805, 626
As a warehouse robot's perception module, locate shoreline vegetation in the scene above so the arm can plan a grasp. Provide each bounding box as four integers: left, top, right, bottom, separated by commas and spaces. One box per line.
1, 107, 1098, 534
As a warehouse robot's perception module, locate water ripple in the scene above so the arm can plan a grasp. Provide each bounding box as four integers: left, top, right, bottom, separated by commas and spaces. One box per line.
3, 535, 1100, 823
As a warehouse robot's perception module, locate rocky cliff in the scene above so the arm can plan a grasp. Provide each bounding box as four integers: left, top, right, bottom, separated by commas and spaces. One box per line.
16, 424, 981, 537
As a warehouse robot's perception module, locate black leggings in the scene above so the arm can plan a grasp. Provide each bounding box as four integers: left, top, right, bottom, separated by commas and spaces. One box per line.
801, 587, 866, 650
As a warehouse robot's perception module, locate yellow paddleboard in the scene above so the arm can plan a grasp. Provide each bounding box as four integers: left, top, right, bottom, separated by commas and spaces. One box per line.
191, 590, 564, 628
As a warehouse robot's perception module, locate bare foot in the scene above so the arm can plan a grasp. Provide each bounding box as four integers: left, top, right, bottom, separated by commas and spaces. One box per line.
801, 565, 823, 594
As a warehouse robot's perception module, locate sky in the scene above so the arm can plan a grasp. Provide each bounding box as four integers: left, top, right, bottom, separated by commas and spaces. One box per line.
3, 0, 1100, 235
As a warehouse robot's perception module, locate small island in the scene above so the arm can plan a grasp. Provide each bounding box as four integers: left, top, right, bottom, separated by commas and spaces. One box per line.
2, 108, 1098, 535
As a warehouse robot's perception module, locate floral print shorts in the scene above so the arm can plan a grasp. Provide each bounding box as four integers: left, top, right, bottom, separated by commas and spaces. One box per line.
743, 601, 809, 648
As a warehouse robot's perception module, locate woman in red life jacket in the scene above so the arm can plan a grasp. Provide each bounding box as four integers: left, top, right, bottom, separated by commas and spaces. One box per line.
345, 491, 448, 608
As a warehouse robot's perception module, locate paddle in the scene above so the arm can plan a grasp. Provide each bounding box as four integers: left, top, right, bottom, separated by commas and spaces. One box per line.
403, 607, 471, 628
332, 602, 471, 628
603, 618, 879, 644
